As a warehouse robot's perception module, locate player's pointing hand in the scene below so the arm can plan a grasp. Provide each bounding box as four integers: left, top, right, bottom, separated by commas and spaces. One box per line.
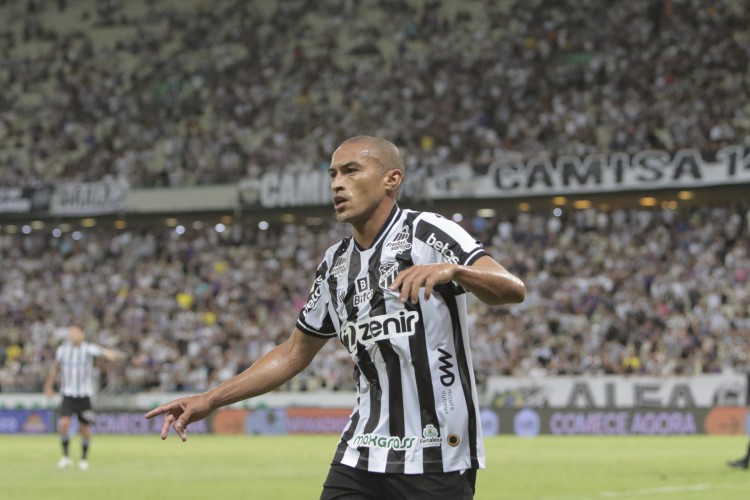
145, 394, 213, 442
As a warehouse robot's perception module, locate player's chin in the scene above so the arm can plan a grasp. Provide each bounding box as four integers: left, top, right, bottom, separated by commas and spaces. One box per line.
334, 210, 352, 223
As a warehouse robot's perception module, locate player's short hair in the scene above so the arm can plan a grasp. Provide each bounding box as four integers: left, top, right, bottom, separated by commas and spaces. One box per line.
339, 136, 405, 174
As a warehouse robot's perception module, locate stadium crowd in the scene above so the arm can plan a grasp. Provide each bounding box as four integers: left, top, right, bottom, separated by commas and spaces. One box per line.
1, 0, 749, 188
1, 202, 748, 394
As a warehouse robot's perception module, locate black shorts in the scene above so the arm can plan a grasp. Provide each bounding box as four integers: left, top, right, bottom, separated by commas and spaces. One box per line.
59, 396, 94, 424
320, 463, 476, 500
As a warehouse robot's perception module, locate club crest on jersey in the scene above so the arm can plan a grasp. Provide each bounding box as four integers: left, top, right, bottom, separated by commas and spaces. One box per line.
340, 310, 420, 355
378, 261, 399, 291
331, 254, 348, 278
386, 226, 412, 253
353, 277, 373, 306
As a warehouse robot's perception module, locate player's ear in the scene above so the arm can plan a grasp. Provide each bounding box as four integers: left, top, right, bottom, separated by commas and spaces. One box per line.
384, 169, 403, 193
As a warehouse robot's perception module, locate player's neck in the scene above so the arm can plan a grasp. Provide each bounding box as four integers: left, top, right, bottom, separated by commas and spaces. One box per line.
351, 202, 397, 249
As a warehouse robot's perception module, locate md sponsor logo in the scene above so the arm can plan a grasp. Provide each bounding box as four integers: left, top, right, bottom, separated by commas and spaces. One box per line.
425, 233, 459, 264
352, 433, 417, 450
437, 348, 455, 387
340, 310, 419, 355
419, 424, 442, 448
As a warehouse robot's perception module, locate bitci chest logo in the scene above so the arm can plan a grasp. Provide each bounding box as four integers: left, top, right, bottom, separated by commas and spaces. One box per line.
353, 277, 373, 307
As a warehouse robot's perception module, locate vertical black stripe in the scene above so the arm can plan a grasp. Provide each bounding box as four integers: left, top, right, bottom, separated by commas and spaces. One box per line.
334, 394, 361, 462
444, 294, 479, 468
407, 300, 443, 472
72, 346, 80, 396
328, 239, 361, 465
366, 223, 406, 473
381, 344, 404, 473
401, 212, 443, 472
327, 239, 350, 317
349, 248, 384, 470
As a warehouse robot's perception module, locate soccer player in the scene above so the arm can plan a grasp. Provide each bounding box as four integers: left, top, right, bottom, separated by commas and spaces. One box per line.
146, 136, 525, 499
44, 325, 124, 471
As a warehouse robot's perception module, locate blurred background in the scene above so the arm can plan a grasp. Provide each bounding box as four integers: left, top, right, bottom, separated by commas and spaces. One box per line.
0, 0, 748, 439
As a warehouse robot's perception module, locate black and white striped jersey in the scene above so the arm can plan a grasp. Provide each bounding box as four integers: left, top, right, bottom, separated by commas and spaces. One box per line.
297, 205, 489, 474
55, 341, 103, 398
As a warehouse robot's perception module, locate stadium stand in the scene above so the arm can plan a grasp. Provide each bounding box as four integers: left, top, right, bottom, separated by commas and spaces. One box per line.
1, 202, 748, 393
1, 0, 748, 187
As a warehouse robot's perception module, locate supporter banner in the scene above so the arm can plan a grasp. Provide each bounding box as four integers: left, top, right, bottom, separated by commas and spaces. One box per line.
238, 169, 420, 209
212, 409, 249, 435
0, 186, 53, 213
247, 408, 288, 435
0, 409, 53, 434
51, 180, 128, 215
238, 146, 749, 207
425, 145, 750, 198
63, 411, 209, 435
500, 408, 707, 436
495, 407, 748, 436
486, 374, 747, 409
239, 171, 331, 209
286, 408, 352, 434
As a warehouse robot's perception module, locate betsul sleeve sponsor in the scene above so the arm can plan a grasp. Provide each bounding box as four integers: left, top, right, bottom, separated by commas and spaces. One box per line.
414, 214, 487, 267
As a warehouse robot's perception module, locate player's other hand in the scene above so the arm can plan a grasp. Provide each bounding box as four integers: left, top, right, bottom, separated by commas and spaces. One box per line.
144, 394, 213, 442
44, 386, 54, 398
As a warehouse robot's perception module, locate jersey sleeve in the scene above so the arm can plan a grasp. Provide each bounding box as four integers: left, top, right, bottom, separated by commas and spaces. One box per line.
86, 343, 104, 357
413, 212, 488, 266
413, 212, 490, 294
296, 259, 337, 339
55, 346, 63, 362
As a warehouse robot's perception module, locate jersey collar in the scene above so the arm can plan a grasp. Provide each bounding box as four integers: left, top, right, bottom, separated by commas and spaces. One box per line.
353, 204, 401, 252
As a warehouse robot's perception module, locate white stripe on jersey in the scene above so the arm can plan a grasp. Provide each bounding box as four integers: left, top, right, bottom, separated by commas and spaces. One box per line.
56, 341, 103, 397
298, 206, 490, 474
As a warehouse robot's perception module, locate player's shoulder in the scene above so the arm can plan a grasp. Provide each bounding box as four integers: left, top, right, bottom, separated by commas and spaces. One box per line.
411, 210, 466, 234
321, 236, 352, 261
83, 341, 103, 352
315, 236, 352, 275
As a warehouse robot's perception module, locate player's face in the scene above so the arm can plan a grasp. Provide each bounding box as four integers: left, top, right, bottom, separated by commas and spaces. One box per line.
329, 142, 390, 225
68, 326, 84, 345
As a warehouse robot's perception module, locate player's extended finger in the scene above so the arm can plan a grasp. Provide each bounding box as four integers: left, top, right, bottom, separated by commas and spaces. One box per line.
422, 277, 435, 301
389, 267, 411, 292
407, 274, 424, 304
397, 273, 414, 302
145, 402, 176, 419
160, 413, 174, 440
174, 413, 189, 442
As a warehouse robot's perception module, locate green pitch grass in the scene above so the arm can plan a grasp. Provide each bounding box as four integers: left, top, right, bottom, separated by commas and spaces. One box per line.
1, 435, 749, 499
